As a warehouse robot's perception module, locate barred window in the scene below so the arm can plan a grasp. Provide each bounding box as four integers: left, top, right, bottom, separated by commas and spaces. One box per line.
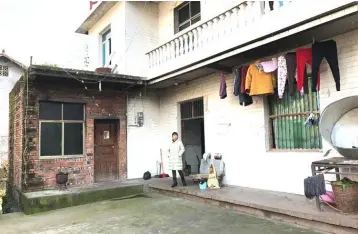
0, 65, 9, 76
268, 79, 322, 150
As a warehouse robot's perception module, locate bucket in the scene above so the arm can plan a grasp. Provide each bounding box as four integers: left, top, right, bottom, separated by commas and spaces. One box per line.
319, 95, 358, 159
199, 179, 207, 191
331, 180, 358, 213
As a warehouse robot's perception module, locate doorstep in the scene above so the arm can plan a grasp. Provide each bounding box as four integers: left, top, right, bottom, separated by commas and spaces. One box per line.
149, 178, 358, 234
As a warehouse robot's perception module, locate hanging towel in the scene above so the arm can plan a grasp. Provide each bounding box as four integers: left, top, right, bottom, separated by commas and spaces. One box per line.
260, 58, 278, 73
304, 174, 326, 199
219, 73, 227, 99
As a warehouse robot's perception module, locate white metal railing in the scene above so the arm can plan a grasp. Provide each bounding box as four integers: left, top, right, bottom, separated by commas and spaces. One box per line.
147, 1, 287, 72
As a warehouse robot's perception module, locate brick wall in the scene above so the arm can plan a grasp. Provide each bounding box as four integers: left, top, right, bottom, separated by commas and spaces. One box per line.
8, 81, 24, 190
149, 29, 358, 195
10, 80, 128, 192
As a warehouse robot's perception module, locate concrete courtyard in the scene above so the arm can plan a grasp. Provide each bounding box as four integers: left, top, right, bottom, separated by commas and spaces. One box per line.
0, 194, 319, 234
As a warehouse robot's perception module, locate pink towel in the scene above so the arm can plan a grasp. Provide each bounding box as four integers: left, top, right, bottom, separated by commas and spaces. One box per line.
260, 58, 278, 73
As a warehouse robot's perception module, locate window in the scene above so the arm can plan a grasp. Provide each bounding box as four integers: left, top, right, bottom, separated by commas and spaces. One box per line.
39, 101, 84, 157
267, 79, 322, 150
0, 65, 9, 76
102, 28, 112, 66
174, 1, 201, 33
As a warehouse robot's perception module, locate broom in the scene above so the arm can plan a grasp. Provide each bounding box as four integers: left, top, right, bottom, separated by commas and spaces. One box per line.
160, 148, 166, 178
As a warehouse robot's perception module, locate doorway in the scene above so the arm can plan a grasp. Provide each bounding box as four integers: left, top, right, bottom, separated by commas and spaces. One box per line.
180, 98, 205, 174
94, 119, 119, 182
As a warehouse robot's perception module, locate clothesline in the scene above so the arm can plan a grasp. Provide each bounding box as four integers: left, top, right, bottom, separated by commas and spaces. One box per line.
219, 39, 341, 106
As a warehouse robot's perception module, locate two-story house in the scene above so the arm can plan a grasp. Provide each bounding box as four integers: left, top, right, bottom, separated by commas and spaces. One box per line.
0, 51, 26, 167
75, 1, 358, 195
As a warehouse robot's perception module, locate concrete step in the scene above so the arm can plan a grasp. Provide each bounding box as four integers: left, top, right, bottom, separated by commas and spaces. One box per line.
148, 179, 358, 234
20, 182, 144, 215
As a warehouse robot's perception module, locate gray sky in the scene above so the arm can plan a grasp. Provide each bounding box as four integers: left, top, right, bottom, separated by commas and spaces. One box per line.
0, 0, 90, 68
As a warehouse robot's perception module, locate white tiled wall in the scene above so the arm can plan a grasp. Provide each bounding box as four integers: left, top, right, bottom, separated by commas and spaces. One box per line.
127, 29, 358, 195
127, 91, 161, 179
87, 2, 159, 77
0, 59, 23, 164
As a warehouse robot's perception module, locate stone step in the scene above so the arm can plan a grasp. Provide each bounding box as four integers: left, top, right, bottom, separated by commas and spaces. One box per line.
19, 182, 144, 215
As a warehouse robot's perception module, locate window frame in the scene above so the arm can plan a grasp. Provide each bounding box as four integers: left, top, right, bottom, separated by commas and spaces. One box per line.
0, 65, 9, 76
174, 1, 201, 34
266, 77, 322, 152
39, 102, 85, 158
101, 28, 112, 66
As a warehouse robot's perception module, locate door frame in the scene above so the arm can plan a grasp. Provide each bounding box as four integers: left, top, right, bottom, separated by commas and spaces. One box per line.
94, 118, 120, 182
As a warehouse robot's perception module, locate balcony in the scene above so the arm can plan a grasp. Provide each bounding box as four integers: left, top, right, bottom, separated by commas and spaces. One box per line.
146, 0, 356, 80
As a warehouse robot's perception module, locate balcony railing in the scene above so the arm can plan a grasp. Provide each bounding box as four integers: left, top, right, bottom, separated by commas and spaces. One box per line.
146, 0, 354, 79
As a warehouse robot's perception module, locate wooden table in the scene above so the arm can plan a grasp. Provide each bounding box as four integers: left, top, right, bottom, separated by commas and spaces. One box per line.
311, 157, 358, 211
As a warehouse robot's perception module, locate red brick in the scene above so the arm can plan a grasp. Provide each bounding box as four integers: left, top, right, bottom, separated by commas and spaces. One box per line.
9, 82, 128, 192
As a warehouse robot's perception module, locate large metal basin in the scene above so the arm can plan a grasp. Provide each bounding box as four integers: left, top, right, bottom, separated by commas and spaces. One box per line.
319, 96, 358, 159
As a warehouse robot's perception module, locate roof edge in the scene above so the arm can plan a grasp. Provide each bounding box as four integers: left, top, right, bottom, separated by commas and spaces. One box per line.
75, 1, 117, 34
0, 53, 27, 70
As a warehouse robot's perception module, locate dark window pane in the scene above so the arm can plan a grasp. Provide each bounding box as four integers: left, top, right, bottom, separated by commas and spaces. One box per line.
191, 15, 201, 25
40, 123, 62, 156
64, 123, 83, 155
178, 4, 190, 24
39, 102, 62, 120
190, 1, 200, 16
179, 22, 190, 32
63, 103, 84, 120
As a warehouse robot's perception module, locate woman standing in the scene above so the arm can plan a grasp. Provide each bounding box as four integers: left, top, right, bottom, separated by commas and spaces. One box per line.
168, 132, 186, 187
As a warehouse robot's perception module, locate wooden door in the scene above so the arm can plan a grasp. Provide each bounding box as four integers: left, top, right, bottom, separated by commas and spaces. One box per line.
94, 120, 118, 182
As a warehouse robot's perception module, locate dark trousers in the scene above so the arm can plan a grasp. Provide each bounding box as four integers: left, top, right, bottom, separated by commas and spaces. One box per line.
285, 52, 298, 96
312, 40, 340, 92
172, 170, 186, 183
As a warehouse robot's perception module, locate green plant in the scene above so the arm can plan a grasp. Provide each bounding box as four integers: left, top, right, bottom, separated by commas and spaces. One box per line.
331, 177, 358, 192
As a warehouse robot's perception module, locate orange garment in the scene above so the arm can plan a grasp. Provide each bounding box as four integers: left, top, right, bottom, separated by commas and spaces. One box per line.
245, 64, 276, 96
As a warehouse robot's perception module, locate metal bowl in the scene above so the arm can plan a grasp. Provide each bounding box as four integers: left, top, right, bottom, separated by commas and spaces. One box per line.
319, 95, 358, 159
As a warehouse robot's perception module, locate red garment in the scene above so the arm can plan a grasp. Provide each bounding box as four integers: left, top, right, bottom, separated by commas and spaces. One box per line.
90, 1, 98, 10
241, 65, 249, 93
296, 48, 320, 92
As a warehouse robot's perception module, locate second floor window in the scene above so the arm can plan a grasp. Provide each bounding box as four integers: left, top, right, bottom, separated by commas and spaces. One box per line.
102, 28, 112, 66
174, 1, 201, 33
0, 65, 9, 76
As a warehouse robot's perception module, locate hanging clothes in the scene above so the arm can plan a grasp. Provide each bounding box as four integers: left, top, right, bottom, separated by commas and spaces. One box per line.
245, 64, 276, 96
233, 69, 240, 96
240, 65, 249, 94
260, 57, 278, 73
304, 174, 326, 200
296, 48, 320, 93
285, 52, 297, 96
219, 73, 227, 99
277, 56, 287, 99
234, 68, 253, 106
312, 40, 340, 92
